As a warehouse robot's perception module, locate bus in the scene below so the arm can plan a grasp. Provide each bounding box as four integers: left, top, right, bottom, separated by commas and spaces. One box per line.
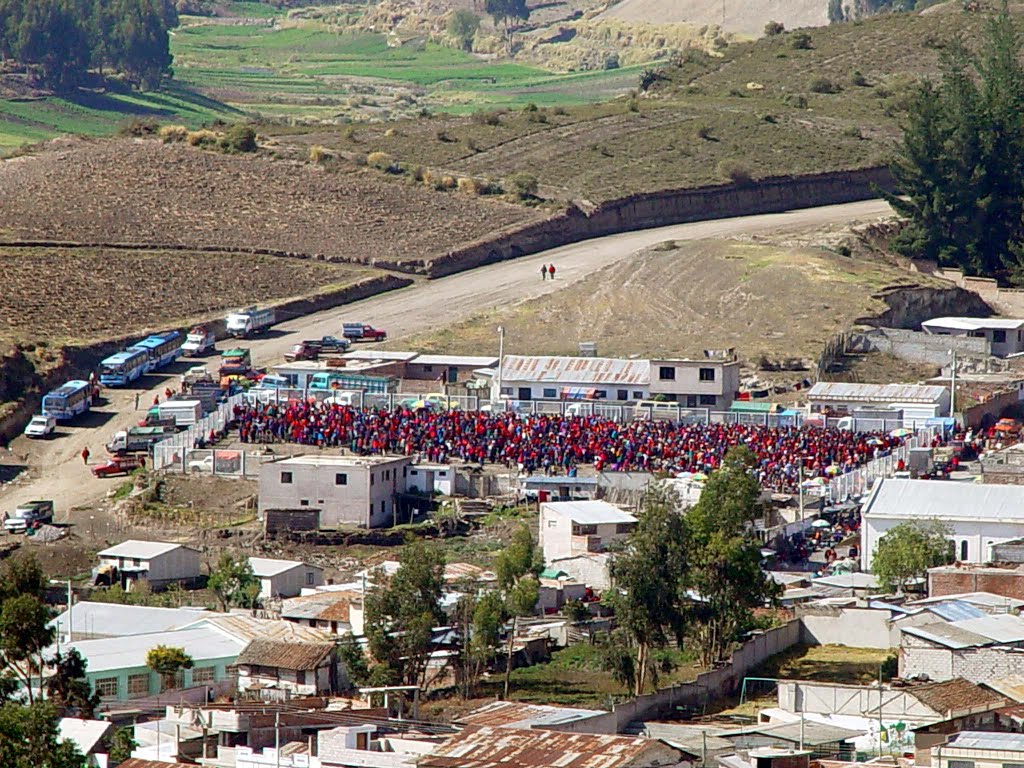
130, 331, 183, 372
42, 380, 92, 422
99, 348, 149, 387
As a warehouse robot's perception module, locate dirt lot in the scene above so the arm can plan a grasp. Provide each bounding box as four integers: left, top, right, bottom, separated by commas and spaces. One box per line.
0, 138, 544, 265
396, 232, 942, 372
0, 246, 377, 345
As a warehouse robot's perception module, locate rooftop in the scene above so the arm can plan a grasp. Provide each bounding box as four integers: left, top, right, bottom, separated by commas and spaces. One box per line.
273, 454, 409, 467
811, 572, 879, 590
249, 557, 317, 578
500, 355, 651, 386
541, 500, 637, 525
901, 614, 1024, 649
420, 726, 679, 768
58, 718, 111, 756
280, 591, 359, 623
864, 478, 1024, 523
456, 701, 608, 729
181, 614, 333, 644
236, 639, 335, 670
97, 540, 196, 559
985, 674, 1024, 703
807, 382, 949, 404
904, 678, 1007, 716
340, 350, 420, 362
66, 627, 245, 672
945, 731, 1024, 751
911, 592, 1024, 611
923, 317, 1024, 332
51, 602, 211, 638
411, 354, 499, 367
721, 721, 863, 746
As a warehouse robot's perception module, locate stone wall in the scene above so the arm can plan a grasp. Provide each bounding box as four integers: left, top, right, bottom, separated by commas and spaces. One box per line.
849, 328, 992, 368
927, 566, 1024, 600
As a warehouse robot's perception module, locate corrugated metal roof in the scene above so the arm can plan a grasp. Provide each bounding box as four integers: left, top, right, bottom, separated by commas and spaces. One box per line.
923, 317, 1024, 332
924, 601, 989, 622
903, 615, 1024, 648
50, 602, 211, 638
807, 382, 948, 404
249, 557, 317, 578
500, 355, 650, 386
280, 592, 357, 623
812, 573, 879, 590
412, 354, 499, 367
182, 614, 333, 644
457, 701, 606, 729
721, 721, 864, 746
541, 500, 637, 525
947, 731, 1024, 750
97, 540, 196, 558
864, 478, 1024, 522
911, 592, 1024, 611
902, 622, 993, 649
421, 726, 678, 768
236, 639, 334, 670
443, 562, 496, 584
66, 627, 245, 672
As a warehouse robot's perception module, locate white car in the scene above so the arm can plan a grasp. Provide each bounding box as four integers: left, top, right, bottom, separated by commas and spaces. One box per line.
23, 415, 56, 439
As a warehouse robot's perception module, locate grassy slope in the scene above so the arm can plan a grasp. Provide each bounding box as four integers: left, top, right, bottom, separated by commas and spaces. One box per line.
275, 8, 998, 201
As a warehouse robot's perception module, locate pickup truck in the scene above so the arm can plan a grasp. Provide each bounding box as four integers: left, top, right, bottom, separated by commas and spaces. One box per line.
342, 323, 387, 342
4, 500, 54, 534
23, 414, 56, 439
180, 325, 216, 357
219, 348, 252, 377
107, 426, 168, 455
284, 342, 319, 363
93, 454, 146, 478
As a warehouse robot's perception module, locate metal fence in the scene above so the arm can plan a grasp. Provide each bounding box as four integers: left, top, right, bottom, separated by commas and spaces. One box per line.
152, 394, 245, 470
825, 428, 937, 502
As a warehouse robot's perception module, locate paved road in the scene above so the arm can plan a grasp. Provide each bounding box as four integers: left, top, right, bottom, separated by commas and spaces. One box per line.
0, 199, 893, 522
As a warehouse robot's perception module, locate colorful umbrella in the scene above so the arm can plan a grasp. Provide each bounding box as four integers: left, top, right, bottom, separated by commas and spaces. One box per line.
890, 428, 913, 438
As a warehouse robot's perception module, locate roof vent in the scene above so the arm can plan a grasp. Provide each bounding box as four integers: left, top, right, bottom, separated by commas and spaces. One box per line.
579, 342, 597, 358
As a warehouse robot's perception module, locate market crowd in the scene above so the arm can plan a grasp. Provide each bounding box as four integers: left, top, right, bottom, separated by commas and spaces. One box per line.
231, 400, 906, 492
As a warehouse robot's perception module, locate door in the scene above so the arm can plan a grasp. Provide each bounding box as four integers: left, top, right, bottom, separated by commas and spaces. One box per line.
447, 367, 458, 383
518, 387, 532, 401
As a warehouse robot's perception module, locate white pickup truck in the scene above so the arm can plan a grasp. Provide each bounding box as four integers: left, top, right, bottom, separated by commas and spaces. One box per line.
181, 325, 216, 356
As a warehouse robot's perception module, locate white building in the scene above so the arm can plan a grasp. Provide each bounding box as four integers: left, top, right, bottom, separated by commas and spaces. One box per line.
95, 540, 202, 591
496, 355, 739, 409
249, 557, 324, 600
806, 382, 950, 426
861, 479, 1024, 570
900, 614, 1024, 682
258, 454, 414, 529
235, 639, 343, 696
539, 500, 637, 564
51, 602, 211, 642
922, 317, 1024, 357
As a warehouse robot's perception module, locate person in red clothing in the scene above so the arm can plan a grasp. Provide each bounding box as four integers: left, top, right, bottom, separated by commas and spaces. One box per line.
548, 264, 556, 279
81, 446, 90, 465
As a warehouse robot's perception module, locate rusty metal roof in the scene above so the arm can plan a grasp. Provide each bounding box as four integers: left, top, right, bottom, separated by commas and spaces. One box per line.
500, 356, 650, 386
280, 592, 359, 623
236, 639, 335, 670
420, 725, 680, 768
456, 701, 606, 729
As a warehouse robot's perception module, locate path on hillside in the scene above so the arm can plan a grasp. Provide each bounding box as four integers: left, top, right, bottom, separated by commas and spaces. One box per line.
0, 198, 893, 533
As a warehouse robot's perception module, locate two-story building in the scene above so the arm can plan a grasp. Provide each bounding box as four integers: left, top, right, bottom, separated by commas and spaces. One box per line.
922, 317, 1024, 357
258, 454, 414, 529
539, 500, 637, 564
94, 541, 202, 592
494, 354, 739, 408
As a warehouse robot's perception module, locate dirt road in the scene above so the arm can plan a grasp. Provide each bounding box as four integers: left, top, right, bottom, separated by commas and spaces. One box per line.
0, 199, 893, 526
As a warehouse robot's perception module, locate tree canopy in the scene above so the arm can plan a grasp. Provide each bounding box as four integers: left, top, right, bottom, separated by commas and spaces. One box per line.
495, 524, 540, 698
207, 552, 260, 612
146, 645, 193, 691
0, 0, 177, 90
872, 519, 954, 592
0, 701, 84, 768
885, 6, 1024, 282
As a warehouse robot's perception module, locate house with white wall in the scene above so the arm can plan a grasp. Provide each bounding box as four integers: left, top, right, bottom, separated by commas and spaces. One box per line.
539, 500, 636, 564
235, 639, 344, 696
95, 540, 202, 591
248, 557, 323, 601
806, 382, 950, 426
861, 479, 1024, 571
922, 317, 1024, 357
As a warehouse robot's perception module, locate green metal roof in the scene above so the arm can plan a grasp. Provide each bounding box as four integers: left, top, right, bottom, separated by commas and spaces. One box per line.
730, 401, 776, 413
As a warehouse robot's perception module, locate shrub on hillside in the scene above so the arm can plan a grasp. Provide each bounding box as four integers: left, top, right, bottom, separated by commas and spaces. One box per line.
790, 32, 813, 50
783, 93, 808, 109
186, 129, 219, 147
457, 177, 484, 195
509, 172, 539, 199
118, 118, 160, 137
850, 69, 868, 87
220, 124, 257, 153
366, 151, 396, 171
158, 125, 188, 143
695, 124, 714, 140
718, 161, 753, 186
473, 110, 502, 126
809, 77, 841, 94
764, 20, 785, 36
309, 145, 334, 164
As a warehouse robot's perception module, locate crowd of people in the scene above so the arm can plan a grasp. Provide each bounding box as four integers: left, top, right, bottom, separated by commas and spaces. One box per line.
231, 400, 906, 492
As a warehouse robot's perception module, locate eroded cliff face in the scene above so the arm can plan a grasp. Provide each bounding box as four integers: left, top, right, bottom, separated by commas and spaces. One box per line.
864, 285, 994, 329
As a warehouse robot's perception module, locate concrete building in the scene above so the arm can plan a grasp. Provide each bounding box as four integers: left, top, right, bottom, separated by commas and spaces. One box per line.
495, 354, 739, 408
235, 639, 343, 697
258, 454, 414, 529
932, 731, 1024, 768
899, 614, 1024, 682
249, 557, 324, 601
922, 317, 1024, 357
929, 565, 1024, 602
539, 500, 637, 564
861, 479, 1024, 571
402, 354, 499, 383
95, 540, 202, 591
51, 602, 212, 642
806, 382, 951, 425
280, 590, 362, 636
59, 718, 113, 768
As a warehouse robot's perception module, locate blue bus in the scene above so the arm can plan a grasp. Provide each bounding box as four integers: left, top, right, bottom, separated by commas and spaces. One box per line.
99, 348, 150, 387
42, 380, 92, 421
130, 331, 183, 373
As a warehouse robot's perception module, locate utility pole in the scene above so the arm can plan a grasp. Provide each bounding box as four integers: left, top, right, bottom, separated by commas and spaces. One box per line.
496, 326, 505, 409
949, 349, 957, 420
877, 663, 884, 758
275, 710, 281, 768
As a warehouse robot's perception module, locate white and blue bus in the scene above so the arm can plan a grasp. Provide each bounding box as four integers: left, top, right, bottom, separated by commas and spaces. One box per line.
130, 331, 183, 373
99, 348, 149, 387
42, 380, 92, 421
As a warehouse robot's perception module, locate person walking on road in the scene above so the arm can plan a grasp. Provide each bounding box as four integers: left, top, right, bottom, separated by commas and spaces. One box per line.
134, 392, 140, 411
548, 264, 556, 280
81, 446, 90, 465
541, 264, 547, 281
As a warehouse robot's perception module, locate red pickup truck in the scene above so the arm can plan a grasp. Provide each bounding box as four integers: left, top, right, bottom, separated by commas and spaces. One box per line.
92, 455, 146, 478
343, 323, 387, 342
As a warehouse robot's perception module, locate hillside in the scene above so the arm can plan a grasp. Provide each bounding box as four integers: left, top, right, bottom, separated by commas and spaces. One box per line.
601, 0, 829, 37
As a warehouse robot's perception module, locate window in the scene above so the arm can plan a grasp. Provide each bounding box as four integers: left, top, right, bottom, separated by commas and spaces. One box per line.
423, 365, 433, 372
949, 761, 974, 768
543, 388, 557, 399
699, 367, 716, 382
686, 395, 697, 408
370, 473, 375, 486
572, 524, 597, 536
960, 540, 969, 561
127, 673, 150, 697
381, 500, 387, 515
281, 471, 293, 485
617, 389, 628, 401
547, 519, 558, 528
699, 395, 717, 406
95, 677, 119, 698
659, 366, 676, 381
191, 667, 215, 685
500, 387, 513, 396
335, 473, 348, 486
384, 470, 390, 481
132, 558, 141, 567
595, 390, 607, 399
633, 391, 643, 399
306, 572, 315, 585
994, 329, 1008, 343
616, 523, 635, 534
300, 499, 309, 507
296, 669, 306, 685
1002, 763, 1024, 768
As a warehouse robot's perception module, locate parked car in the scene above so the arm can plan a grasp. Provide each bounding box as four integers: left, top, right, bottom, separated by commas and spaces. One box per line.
23, 414, 56, 439
4, 500, 54, 534
92, 455, 146, 478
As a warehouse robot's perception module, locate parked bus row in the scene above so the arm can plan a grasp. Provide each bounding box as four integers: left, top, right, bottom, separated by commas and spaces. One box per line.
99, 330, 183, 387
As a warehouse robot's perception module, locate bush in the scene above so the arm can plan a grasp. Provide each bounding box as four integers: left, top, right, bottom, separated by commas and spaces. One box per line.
118, 117, 160, 137
627, 97, 640, 112
728, 88, 746, 98
842, 125, 863, 140
523, 102, 538, 112
809, 77, 841, 94
509, 172, 539, 199
764, 20, 785, 36
850, 69, 868, 87
309, 145, 333, 164
465, 136, 479, 152
439, 175, 457, 190
760, 113, 777, 123
552, 106, 568, 116
791, 31, 813, 50
436, 129, 454, 142
783, 93, 808, 109
220, 124, 257, 153
457, 177, 483, 195
158, 124, 188, 143
473, 110, 502, 126
604, 53, 620, 70
366, 151, 395, 171
695, 123, 714, 140
343, 125, 358, 141
718, 161, 753, 186
186, 129, 220, 147
409, 165, 426, 182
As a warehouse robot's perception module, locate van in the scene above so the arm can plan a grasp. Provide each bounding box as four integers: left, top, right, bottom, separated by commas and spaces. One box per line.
633, 400, 683, 422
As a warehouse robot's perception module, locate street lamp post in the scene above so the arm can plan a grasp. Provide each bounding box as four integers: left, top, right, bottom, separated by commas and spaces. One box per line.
496, 326, 505, 410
